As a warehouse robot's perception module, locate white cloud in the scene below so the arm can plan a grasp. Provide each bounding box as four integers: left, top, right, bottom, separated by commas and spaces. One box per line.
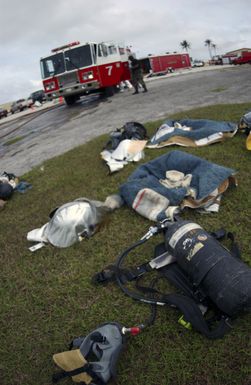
0, 0, 250, 103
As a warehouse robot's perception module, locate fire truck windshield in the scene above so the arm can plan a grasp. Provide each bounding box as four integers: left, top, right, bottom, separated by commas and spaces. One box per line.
64, 45, 93, 71
40, 53, 65, 79
40, 45, 93, 79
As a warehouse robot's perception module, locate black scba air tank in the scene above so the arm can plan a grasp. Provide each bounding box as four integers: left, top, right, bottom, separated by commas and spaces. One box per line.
164, 219, 251, 317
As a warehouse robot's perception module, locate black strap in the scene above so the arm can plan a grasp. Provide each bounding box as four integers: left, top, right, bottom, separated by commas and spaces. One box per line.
160, 263, 207, 303
133, 266, 229, 338
135, 276, 158, 327
227, 232, 241, 259
161, 293, 231, 339
210, 228, 226, 240
52, 364, 106, 385
160, 264, 195, 299
92, 265, 117, 284
210, 229, 241, 259
52, 364, 90, 383
92, 262, 152, 285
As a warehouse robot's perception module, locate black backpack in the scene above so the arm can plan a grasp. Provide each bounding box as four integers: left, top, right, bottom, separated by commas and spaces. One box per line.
104, 122, 148, 151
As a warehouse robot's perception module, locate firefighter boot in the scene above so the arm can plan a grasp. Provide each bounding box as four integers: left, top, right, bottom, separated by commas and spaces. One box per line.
143, 84, 148, 93
132, 86, 139, 95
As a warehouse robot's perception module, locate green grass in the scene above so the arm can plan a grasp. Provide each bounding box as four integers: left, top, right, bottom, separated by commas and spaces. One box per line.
210, 87, 227, 92
0, 103, 251, 385
3, 135, 25, 145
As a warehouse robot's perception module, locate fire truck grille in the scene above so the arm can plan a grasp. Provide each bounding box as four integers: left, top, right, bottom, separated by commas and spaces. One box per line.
58, 72, 79, 88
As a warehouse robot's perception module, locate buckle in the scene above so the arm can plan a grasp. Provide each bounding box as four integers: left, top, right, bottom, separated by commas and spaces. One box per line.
223, 316, 233, 329
92, 269, 115, 285
178, 315, 192, 330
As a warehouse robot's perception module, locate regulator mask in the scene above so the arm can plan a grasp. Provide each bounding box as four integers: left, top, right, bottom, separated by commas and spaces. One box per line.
52, 322, 125, 384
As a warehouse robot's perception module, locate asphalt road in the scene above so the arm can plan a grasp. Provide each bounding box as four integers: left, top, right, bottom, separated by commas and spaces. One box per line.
0, 65, 251, 176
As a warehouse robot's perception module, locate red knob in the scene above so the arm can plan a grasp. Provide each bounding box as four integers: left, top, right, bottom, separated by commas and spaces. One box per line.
130, 327, 141, 336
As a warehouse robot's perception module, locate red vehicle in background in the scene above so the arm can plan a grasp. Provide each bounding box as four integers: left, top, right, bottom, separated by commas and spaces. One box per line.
232, 51, 251, 65
139, 53, 191, 75
40, 41, 131, 105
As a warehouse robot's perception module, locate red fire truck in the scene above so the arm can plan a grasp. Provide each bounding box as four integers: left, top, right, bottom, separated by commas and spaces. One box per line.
139, 53, 191, 75
40, 41, 131, 105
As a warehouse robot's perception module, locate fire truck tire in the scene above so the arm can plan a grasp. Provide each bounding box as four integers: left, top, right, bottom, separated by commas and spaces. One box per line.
113, 85, 120, 93
64, 95, 77, 106
104, 86, 115, 97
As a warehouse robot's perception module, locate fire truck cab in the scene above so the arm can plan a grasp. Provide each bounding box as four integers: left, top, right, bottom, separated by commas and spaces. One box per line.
40, 41, 131, 105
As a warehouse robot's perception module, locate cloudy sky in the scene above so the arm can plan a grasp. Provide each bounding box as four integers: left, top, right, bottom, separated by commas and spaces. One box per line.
0, 0, 250, 104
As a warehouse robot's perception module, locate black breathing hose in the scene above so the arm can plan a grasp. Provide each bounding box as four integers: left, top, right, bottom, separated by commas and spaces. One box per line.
115, 237, 164, 328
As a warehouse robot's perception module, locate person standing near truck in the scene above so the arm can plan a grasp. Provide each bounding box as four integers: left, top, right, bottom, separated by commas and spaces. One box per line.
128, 55, 148, 94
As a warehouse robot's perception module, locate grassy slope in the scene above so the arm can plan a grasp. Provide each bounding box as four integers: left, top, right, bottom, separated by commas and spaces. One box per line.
0, 103, 251, 385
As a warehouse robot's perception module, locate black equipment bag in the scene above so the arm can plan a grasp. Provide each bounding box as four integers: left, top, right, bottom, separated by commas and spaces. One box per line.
104, 121, 148, 151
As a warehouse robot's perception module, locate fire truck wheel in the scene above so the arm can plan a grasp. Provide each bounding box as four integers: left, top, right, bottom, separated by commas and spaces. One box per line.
64, 95, 77, 106
104, 86, 115, 97
113, 85, 120, 93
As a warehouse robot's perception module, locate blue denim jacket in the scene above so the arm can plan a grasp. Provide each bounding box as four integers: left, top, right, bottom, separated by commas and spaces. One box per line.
119, 150, 235, 221
149, 119, 236, 145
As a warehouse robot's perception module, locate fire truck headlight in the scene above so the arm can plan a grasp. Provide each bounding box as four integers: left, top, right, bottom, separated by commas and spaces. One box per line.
82, 71, 94, 81
45, 81, 56, 91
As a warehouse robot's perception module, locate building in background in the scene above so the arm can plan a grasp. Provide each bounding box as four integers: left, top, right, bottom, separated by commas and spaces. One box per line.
222, 48, 251, 64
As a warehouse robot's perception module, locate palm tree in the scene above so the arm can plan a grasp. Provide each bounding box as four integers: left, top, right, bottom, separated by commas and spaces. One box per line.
180, 40, 191, 52
211, 43, 217, 56
205, 39, 213, 59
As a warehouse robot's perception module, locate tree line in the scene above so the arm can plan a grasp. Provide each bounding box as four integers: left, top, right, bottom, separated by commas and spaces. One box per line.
180, 39, 217, 59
